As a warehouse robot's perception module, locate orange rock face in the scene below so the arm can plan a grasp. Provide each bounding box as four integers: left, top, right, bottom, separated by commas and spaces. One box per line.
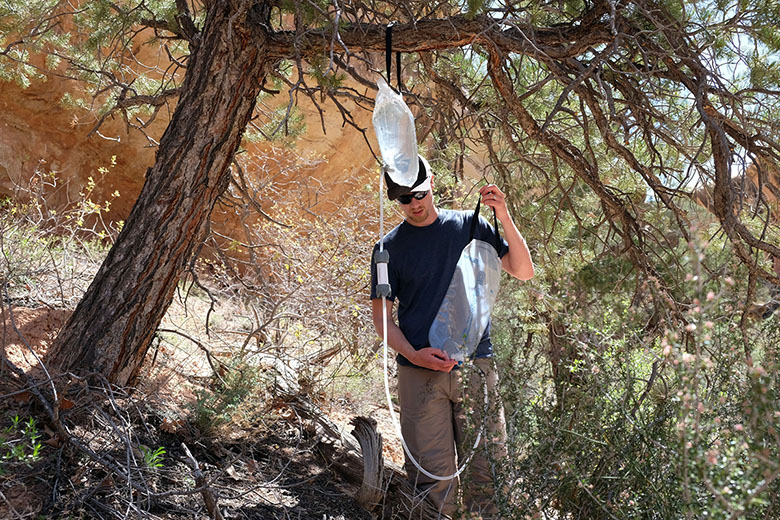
0, 77, 152, 216
0, 64, 379, 235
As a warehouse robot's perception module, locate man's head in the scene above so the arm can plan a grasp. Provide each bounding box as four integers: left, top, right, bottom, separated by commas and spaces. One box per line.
388, 156, 436, 226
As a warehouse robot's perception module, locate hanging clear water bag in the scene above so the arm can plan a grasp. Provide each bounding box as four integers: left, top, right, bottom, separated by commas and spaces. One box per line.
372, 77, 418, 187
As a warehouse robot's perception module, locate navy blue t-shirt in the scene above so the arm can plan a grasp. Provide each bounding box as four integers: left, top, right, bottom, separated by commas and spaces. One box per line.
370, 209, 509, 367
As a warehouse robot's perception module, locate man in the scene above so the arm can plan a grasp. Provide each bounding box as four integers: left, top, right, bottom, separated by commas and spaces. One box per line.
370, 156, 534, 517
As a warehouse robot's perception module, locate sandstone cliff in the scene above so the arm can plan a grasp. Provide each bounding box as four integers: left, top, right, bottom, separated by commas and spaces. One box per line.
0, 65, 378, 233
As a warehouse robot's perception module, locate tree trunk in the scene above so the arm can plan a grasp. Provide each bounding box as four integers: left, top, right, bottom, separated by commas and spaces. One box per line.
47, 3, 275, 386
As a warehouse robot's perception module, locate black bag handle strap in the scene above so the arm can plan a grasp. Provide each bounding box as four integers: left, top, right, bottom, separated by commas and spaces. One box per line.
385, 23, 402, 91
469, 196, 502, 251
397, 50, 402, 90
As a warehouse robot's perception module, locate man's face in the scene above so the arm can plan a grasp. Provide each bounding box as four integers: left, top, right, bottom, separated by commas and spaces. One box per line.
398, 188, 435, 226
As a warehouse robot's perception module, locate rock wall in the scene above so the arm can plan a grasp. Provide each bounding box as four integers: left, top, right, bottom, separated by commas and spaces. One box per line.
0, 77, 150, 215
0, 66, 377, 232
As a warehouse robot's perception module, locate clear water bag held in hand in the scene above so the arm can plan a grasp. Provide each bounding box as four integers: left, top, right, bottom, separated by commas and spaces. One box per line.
428, 239, 502, 363
372, 77, 418, 187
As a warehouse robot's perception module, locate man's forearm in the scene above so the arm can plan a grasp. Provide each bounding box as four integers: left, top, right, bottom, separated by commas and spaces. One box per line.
498, 211, 534, 280
480, 184, 534, 280
372, 298, 417, 360
382, 318, 419, 361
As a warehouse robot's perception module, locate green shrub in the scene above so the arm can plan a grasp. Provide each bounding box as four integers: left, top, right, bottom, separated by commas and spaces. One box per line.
189, 360, 269, 436
0, 415, 43, 475
491, 234, 780, 519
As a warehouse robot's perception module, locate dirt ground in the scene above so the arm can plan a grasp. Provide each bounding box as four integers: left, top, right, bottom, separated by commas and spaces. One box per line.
1, 305, 70, 373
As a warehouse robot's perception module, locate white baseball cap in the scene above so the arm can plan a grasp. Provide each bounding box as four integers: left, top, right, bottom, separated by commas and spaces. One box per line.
385, 155, 432, 200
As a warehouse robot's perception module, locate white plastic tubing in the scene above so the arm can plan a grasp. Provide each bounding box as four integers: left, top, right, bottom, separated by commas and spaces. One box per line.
377, 172, 484, 482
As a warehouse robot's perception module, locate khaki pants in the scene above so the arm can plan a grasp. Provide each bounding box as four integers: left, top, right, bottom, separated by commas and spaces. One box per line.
398, 358, 508, 517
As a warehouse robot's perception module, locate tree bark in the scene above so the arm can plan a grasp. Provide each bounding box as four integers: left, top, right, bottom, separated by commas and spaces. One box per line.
47, 2, 275, 386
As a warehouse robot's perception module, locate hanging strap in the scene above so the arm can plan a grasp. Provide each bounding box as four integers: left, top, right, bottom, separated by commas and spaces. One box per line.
469, 196, 502, 252
385, 23, 403, 91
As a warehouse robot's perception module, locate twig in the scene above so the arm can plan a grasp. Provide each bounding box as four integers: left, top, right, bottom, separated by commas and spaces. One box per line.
0, 490, 22, 519
181, 443, 225, 520
156, 328, 227, 385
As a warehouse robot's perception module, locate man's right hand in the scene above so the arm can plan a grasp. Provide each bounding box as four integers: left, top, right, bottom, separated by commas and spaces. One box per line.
372, 299, 459, 372
410, 347, 458, 372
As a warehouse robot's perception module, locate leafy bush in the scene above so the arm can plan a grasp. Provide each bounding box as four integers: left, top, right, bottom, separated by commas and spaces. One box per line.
0, 159, 120, 308
491, 226, 780, 519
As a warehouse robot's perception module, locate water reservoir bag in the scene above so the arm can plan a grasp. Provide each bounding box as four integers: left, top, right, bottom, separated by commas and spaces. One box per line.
428, 200, 502, 363
372, 77, 418, 187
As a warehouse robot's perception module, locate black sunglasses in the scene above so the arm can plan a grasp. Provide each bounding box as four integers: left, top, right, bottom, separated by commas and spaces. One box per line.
397, 191, 428, 204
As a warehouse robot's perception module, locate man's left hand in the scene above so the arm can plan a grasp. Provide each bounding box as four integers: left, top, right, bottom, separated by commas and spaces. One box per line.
480, 183, 535, 280
479, 184, 509, 220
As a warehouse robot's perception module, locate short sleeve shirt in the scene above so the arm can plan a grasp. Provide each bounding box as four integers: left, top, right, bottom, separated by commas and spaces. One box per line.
370, 209, 509, 366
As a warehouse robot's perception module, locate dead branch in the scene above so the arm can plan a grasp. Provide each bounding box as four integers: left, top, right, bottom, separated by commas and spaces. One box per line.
287, 394, 444, 519
156, 327, 227, 384
182, 442, 225, 520
350, 416, 384, 511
